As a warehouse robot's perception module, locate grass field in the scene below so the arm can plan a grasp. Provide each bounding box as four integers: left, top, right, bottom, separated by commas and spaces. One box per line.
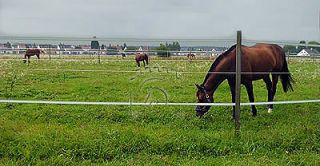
0, 55, 320, 165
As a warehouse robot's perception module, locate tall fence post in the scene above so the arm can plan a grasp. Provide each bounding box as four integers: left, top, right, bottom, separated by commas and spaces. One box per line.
235, 31, 242, 136
98, 48, 101, 64
49, 44, 52, 60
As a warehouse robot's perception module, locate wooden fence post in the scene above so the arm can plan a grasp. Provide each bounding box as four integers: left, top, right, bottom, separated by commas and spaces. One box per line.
235, 31, 242, 136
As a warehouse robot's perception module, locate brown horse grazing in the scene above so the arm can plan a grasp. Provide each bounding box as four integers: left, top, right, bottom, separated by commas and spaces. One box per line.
135, 53, 149, 67
23, 48, 45, 63
187, 53, 195, 60
195, 43, 293, 118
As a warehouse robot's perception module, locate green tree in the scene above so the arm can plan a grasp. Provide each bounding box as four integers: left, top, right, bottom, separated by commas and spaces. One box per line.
5, 42, 11, 48
156, 43, 170, 57
91, 40, 100, 49
166, 41, 181, 51
126, 46, 138, 51
283, 45, 298, 54
308, 41, 320, 52
297, 40, 306, 52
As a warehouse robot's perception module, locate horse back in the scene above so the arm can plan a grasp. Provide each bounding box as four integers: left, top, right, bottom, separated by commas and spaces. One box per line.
242, 44, 285, 72
26, 49, 40, 55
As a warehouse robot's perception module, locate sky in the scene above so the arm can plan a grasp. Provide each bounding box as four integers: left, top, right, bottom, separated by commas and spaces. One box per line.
0, 0, 319, 42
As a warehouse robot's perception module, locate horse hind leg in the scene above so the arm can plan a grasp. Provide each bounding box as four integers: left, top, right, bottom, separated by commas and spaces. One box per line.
269, 74, 279, 113
23, 55, 27, 63
244, 81, 257, 116
263, 76, 273, 113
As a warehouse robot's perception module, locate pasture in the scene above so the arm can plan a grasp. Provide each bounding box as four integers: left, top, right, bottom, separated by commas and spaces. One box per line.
0, 55, 319, 165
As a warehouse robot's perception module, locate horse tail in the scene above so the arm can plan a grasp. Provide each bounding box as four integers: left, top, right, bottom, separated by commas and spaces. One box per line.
145, 54, 149, 65
280, 52, 294, 92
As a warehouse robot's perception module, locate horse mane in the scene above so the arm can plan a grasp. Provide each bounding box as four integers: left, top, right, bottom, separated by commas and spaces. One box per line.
202, 44, 236, 84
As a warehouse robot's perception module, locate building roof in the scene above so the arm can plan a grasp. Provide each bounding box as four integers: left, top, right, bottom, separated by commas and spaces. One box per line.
302, 48, 320, 56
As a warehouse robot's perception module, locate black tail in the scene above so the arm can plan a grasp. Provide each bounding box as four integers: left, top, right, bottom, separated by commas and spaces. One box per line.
145, 54, 149, 65
280, 55, 294, 92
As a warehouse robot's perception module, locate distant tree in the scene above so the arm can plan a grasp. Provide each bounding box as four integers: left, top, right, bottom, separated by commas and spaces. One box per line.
166, 41, 181, 51
91, 40, 100, 49
283, 45, 298, 54
5, 42, 11, 48
297, 40, 307, 52
308, 41, 320, 52
126, 46, 138, 51
156, 43, 170, 57
101, 44, 106, 49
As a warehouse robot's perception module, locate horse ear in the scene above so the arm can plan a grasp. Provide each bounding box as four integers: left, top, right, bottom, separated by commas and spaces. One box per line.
195, 84, 201, 89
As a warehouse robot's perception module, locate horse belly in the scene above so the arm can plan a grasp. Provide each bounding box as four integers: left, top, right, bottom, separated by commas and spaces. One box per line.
242, 58, 274, 80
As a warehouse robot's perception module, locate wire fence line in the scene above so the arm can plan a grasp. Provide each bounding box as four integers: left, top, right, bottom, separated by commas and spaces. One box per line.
0, 58, 217, 62
0, 66, 313, 75
1, 35, 320, 47
18, 69, 318, 75
1, 67, 319, 76
1, 99, 320, 106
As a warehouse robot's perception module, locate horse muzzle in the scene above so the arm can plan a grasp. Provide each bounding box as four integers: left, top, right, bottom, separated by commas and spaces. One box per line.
195, 106, 209, 118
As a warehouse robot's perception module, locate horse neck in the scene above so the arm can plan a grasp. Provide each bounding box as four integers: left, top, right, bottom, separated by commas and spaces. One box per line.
203, 73, 225, 96
203, 59, 231, 95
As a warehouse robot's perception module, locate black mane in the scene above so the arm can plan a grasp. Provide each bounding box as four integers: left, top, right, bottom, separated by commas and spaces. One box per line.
202, 44, 236, 84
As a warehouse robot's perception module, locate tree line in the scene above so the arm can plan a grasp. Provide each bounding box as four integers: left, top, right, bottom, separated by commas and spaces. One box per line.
283, 41, 320, 54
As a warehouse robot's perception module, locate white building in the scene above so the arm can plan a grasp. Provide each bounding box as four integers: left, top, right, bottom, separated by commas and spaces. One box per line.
297, 48, 320, 56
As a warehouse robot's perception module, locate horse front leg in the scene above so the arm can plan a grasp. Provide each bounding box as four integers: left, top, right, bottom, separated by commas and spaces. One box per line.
23, 55, 27, 63
136, 61, 140, 67
244, 81, 257, 116
228, 79, 236, 119
143, 60, 145, 67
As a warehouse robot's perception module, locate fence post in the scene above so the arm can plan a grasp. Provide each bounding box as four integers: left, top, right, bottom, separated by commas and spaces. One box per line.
235, 31, 242, 136
98, 48, 101, 64
49, 44, 52, 60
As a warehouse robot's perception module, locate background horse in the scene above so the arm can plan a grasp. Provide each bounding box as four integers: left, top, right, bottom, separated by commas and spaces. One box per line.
23, 48, 45, 63
187, 53, 195, 60
135, 53, 149, 67
195, 43, 293, 118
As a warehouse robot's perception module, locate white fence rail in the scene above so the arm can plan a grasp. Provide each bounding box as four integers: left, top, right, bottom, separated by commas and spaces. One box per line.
1, 99, 320, 106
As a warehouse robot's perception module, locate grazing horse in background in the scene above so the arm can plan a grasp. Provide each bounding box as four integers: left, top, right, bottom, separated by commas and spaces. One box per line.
187, 53, 195, 60
135, 53, 149, 67
23, 48, 45, 63
195, 43, 293, 118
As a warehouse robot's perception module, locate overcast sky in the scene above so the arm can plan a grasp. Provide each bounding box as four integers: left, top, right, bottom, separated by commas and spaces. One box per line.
0, 0, 319, 41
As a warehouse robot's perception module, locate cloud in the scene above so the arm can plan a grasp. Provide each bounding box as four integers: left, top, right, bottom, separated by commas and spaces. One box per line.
0, 0, 319, 41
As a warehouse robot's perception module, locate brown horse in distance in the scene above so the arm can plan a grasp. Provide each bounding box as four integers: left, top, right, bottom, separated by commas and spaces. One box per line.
135, 53, 149, 67
187, 53, 195, 60
23, 48, 45, 63
195, 43, 293, 118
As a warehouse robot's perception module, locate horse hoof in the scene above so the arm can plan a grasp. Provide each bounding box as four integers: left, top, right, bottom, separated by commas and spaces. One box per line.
268, 108, 273, 113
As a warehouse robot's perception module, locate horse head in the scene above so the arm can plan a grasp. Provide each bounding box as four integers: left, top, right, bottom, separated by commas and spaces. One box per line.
195, 84, 213, 117
40, 49, 46, 54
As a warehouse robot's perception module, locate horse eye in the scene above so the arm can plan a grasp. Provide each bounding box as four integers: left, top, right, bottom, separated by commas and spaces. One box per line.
205, 94, 210, 98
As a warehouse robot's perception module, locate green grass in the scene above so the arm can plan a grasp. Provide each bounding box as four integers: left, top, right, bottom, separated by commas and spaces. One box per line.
0, 56, 319, 165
